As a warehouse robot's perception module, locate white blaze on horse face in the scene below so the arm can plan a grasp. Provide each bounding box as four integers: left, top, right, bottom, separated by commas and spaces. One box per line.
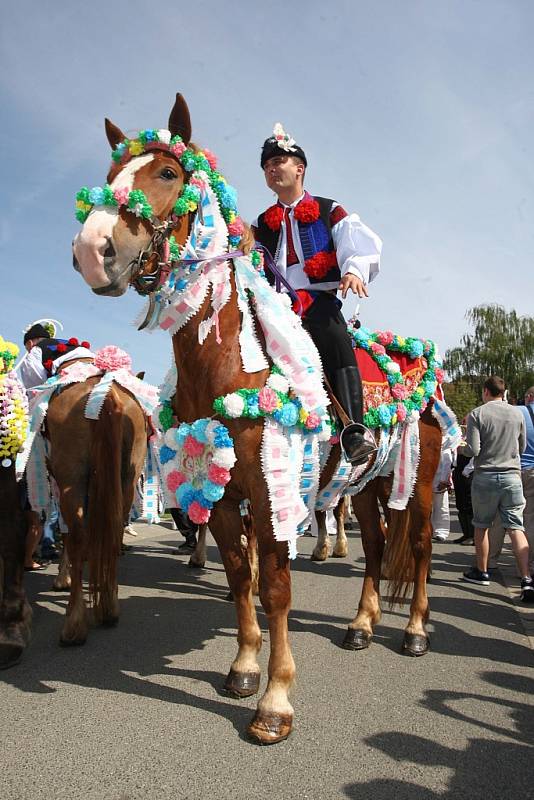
73, 154, 155, 289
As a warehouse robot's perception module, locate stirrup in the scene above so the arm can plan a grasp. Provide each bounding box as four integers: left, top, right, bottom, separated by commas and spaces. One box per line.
339, 422, 377, 466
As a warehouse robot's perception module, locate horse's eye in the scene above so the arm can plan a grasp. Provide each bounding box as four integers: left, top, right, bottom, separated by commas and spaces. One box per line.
160, 168, 177, 181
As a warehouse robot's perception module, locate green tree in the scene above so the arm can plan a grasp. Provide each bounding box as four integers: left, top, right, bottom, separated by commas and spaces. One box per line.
444, 305, 534, 400
442, 379, 479, 422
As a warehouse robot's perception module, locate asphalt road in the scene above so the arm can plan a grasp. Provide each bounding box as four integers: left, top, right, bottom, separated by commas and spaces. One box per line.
1, 516, 533, 800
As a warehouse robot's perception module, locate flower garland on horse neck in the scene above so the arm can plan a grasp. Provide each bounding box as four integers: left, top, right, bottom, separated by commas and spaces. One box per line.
347, 320, 445, 429
0, 336, 28, 468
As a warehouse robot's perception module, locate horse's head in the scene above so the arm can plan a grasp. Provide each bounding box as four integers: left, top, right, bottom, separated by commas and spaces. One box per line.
73, 94, 194, 296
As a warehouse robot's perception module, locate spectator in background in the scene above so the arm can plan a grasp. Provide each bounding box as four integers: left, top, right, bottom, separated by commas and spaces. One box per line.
452, 420, 475, 545
462, 376, 534, 602
518, 386, 534, 577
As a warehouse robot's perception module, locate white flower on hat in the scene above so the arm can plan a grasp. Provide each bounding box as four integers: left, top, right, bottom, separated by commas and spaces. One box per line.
272, 123, 297, 153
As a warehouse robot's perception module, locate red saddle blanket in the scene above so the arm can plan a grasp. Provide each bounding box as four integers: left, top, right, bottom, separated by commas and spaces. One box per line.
355, 348, 426, 414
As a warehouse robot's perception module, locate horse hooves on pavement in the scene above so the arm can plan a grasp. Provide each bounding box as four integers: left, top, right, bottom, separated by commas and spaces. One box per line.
402, 632, 429, 657
311, 550, 329, 562
342, 628, 372, 650
187, 560, 206, 569
51, 583, 71, 593
224, 668, 260, 698
332, 549, 348, 559
247, 711, 293, 745
0, 644, 24, 670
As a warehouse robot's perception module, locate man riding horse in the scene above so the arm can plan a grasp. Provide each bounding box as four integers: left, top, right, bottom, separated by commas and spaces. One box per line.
253, 124, 382, 465
18, 322, 94, 391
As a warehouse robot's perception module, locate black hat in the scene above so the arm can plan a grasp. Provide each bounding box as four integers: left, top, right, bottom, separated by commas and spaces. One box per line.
23, 324, 50, 344
261, 123, 307, 169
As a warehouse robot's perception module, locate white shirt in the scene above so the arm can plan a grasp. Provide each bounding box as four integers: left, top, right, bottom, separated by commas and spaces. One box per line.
17, 346, 95, 391
253, 193, 382, 292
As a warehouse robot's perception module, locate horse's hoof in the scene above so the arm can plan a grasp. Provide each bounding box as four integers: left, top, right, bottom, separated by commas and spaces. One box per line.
402, 632, 429, 657
224, 668, 260, 698
311, 550, 328, 562
0, 644, 24, 670
332, 548, 348, 559
342, 628, 372, 650
247, 711, 293, 745
188, 560, 206, 569
225, 591, 234, 602
51, 583, 71, 593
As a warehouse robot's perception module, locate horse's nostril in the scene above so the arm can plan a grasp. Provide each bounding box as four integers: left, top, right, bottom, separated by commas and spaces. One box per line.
72, 253, 81, 273
103, 238, 116, 260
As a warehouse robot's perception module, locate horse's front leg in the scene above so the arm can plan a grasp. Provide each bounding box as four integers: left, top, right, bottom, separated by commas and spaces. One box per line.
52, 542, 71, 591
247, 487, 295, 745
209, 505, 262, 698
333, 497, 349, 558
343, 487, 384, 650
311, 509, 332, 561
403, 490, 433, 657
188, 523, 207, 568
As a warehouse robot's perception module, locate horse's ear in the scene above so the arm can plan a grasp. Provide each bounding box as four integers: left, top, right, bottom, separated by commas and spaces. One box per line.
168, 93, 192, 144
105, 118, 126, 150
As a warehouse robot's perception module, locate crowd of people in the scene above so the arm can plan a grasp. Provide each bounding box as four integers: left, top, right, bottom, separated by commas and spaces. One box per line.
431, 376, 534, 603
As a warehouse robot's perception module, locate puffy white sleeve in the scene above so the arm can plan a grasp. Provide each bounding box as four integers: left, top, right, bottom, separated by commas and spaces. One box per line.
332, 211, 382, 284
17, 347, 47, 390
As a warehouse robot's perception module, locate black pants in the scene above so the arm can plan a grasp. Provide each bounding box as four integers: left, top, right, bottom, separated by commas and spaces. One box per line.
170, 508, 198, 540
452, 454, 474, 539
302, 293, 358, 387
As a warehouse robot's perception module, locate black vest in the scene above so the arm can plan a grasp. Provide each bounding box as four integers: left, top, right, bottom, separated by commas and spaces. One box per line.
254, 195, 340, 286
38, 339, 80, 373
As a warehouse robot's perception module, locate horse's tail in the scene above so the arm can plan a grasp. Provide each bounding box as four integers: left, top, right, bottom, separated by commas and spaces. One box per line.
87, 386, 124, 619
383, 508, 414, 607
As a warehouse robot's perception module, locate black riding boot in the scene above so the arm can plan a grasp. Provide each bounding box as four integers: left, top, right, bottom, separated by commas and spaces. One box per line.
335, 366, 377, 466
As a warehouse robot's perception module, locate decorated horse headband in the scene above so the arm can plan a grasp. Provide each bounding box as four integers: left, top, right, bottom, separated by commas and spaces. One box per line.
75, 129, 246, 250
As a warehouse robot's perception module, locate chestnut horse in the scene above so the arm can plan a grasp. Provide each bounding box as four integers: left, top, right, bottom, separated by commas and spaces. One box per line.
44, 372, 147, 644
72, 93, 441, 742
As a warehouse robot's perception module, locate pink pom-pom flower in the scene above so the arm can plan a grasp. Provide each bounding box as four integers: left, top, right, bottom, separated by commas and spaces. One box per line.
94, 345, 132, 372
202, 148, 218, 170
370, 342, 386, 355
396, 404, 407, 422
391, 384, 409, 400
377, 331, 394, 346
207, 463, 231, 486
258, 386, 279, 413
113, 187, 130, 206
227, 217, 245, 237
188, 501, 210, 525
183, 435, 204, 458
167, 470, 186, 492
170, 142, 186, 158
305, 411, 321, 430
435, 368, 445, 383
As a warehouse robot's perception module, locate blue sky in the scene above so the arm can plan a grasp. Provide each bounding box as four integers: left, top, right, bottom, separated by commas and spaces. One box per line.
1, 0, 533, 384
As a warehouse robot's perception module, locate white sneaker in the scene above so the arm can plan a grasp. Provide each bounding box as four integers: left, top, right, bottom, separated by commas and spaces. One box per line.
124, 524, 138, 537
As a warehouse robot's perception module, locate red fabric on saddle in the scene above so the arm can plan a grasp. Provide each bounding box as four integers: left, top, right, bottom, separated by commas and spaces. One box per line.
355, 347, 426, 413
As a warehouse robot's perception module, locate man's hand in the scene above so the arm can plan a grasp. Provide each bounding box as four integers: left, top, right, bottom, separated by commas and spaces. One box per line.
339, 274, 368, 299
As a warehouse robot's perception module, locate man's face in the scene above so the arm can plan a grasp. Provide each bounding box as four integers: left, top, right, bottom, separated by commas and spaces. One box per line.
25, 337, 42, 352
263, 155, 304, 194
525, 392, 534, 405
